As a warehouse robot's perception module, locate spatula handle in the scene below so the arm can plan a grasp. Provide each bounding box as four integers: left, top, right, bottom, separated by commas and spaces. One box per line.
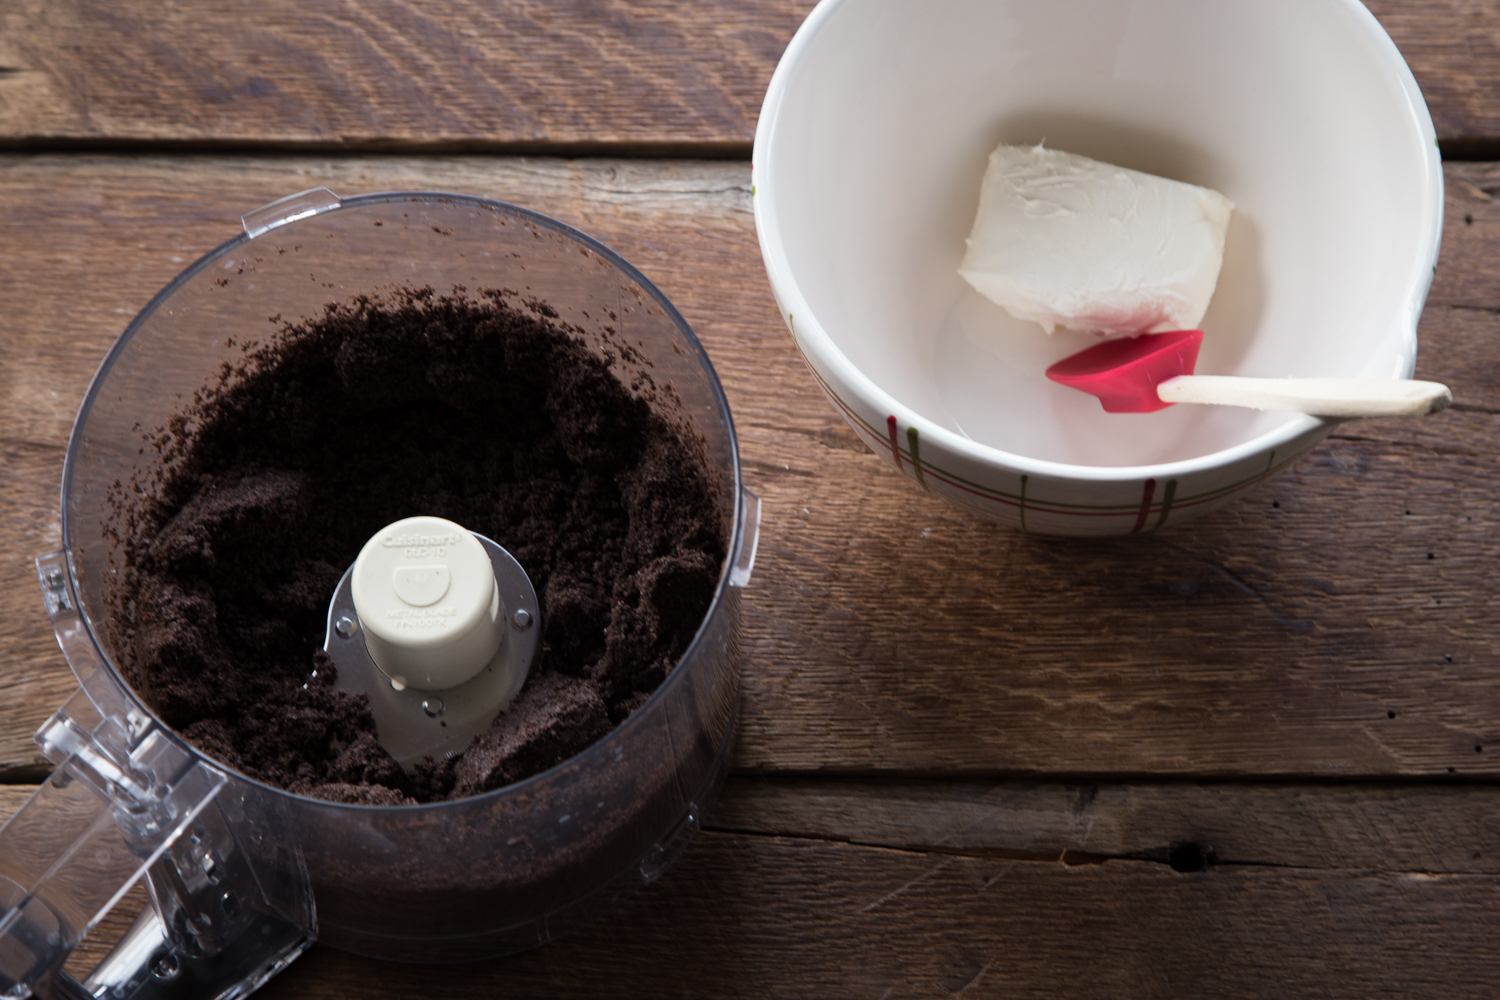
1157, 376, 1452, 418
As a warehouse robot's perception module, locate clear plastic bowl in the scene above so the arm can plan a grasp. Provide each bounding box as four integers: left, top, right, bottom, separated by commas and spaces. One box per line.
1, 191, 758, 997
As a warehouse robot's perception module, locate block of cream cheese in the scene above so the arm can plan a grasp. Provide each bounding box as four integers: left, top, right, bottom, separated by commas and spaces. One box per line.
959, 143, 1234, 337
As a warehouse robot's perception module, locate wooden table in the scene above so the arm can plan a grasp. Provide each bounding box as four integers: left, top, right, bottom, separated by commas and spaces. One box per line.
3, 2, 1500, 996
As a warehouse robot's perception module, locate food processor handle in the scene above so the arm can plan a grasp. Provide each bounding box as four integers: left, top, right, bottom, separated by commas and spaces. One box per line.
0, 555, 314, 1000
729, 488, 761, 588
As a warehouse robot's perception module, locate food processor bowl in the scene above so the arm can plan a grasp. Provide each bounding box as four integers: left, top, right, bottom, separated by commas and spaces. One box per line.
0, 191, 759, 999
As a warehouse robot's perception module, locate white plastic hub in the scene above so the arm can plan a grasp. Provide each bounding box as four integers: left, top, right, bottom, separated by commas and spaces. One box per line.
351, 516, 504, 691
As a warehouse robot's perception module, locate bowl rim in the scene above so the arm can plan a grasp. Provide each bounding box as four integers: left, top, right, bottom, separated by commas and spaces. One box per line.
752, 0, 1445, 484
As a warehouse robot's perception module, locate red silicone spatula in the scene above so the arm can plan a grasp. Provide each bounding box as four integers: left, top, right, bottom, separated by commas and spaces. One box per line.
1045, 330, 1452, 418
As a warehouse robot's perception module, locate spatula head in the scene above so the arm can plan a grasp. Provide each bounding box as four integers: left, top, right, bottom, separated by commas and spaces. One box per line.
1044, 329, 1205, 413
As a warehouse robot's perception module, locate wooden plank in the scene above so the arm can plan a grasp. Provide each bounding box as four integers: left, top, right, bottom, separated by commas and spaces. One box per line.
11, 774, 1500, 875
3, 156, 1500, 780
200, 836, 1500, 998
0, 155, 1493, 448
732, 408, 1500, 779
1417, 305, 1500, 413
5, 782, 1500, 997
1365, 0, 1500, 151
710, 776, 1500, 874
0, 443, 68, 780
1431, 163, 1500, 315
0, 2, 1497, 150
0, 0, 812, 152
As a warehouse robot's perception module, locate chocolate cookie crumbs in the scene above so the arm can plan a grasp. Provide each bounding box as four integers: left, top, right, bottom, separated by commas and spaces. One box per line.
104, 287, 726, 805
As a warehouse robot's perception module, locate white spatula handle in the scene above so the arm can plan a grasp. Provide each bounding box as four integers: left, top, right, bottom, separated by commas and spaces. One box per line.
1157, 376, 1452, 418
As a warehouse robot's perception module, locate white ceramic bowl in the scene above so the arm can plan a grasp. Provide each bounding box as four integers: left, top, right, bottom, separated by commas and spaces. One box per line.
754, 0, 1442, 536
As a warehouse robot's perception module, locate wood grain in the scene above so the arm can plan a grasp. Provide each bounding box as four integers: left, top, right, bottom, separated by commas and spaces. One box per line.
3, 156, 1500, 781
1431, 163, 1500, 315
163, 836, 1500, 999
11, 774, 1500, 876
1365, 0, 1500, 150
711, 776, 1500, 874
0, 0, 811, 152
5, 780, 1500, 997
0, 442, 67, 780
0, 2, 1497, 150
3, 3, 1495, 992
